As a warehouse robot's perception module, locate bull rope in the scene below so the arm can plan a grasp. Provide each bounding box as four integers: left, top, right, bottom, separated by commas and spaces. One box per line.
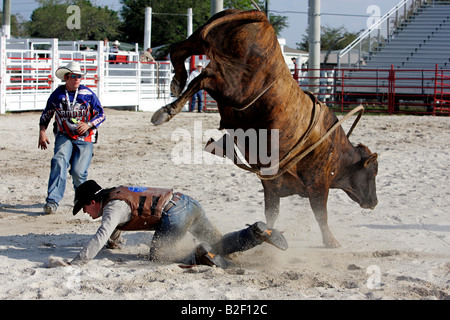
232, 81, 275, 111
251, 0, 262, 11
231, 103, 365, 180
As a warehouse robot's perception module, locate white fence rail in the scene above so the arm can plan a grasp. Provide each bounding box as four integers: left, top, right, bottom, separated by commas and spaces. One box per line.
0, 37, 174, 114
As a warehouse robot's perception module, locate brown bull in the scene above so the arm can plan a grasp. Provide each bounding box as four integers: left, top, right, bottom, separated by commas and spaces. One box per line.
151, 9, 378, 248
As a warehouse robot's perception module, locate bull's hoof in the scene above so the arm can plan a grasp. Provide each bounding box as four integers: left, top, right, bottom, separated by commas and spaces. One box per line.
320, 230, 341, 248
151, 107, 171, 126
323, 239, 341, 248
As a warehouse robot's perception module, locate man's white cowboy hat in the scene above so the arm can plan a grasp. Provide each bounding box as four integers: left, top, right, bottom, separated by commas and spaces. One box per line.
55, 61, 87, 80
113, 40, 120, 46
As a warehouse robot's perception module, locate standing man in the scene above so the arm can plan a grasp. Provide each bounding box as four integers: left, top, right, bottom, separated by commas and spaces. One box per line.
291, 57, 299, 83
38, 61, 106, 215
109, 40, 120, 63
187, 63, 204, 112
140, 48, 156, 63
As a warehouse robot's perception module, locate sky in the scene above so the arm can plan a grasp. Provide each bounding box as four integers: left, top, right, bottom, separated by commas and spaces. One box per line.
6, 0, 400, 48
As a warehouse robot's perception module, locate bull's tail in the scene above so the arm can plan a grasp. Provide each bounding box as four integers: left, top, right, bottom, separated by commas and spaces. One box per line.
200, 10, 268, 40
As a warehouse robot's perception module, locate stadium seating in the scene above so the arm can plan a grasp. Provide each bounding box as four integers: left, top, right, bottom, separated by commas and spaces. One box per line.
340, 3, 450, 97
364, 4, 450, 70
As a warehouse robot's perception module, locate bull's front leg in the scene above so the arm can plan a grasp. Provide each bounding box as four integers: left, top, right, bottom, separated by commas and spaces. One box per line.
263, 184, 280, 228
309, 192, 341, 248
151, 69, 216, 126
151, 103, 180, 126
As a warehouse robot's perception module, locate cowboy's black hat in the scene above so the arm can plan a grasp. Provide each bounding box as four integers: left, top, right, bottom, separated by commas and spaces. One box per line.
73, 180, 102, 215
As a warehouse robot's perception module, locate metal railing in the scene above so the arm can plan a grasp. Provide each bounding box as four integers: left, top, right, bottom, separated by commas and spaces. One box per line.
203, 66, 450, 115
204, 65, 450, 116
0, 37, 173, 114
338, 0, 423, 68
297, 66, 450, 115
434, 68, 450, 113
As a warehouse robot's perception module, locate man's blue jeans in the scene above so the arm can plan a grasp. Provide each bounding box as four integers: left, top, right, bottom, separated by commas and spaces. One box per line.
149, 194, 263, 262
46, 133, 93, 206
190, 90, 203, 112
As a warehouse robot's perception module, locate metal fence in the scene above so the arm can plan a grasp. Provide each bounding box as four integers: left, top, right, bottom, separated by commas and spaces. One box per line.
0, 37, 173, 114
1, 37, 449, 116
204, 66, 450, 115
203, 66, 450, 115
297, 65, 450, 115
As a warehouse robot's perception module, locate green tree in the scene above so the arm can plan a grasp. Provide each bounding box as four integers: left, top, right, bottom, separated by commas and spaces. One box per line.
119, 0, 288, 53
268, 14, 289, 37
297, 25, 360, 52
0, 12, 27, 37
225, 0, 288, 36
27, 0, 121, 41
120, 0, 210, 49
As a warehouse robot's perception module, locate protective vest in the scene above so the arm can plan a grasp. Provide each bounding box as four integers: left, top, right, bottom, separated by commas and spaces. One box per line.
39, 85, 105, 143
102, 186, 173, 231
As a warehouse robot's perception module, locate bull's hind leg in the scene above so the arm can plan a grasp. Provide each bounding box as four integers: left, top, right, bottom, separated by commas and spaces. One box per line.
309, 194, 341, 248
263, 185, 280, 228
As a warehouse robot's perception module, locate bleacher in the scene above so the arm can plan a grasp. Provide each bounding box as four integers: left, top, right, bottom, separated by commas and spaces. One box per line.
365, 4, 450, 69
340, 1, 450, 99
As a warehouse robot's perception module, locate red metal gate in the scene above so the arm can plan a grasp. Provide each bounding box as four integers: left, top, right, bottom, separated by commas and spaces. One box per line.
433, 66, 450, 115
182, 63, 450, 116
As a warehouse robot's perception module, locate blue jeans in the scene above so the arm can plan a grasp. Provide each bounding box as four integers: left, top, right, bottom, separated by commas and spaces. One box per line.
190, 90, 203, 112
46, 133, 94, 206
149, 194, 263, 262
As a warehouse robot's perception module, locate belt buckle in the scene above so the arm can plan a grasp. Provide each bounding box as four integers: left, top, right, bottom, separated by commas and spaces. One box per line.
173, 192, 182, 200
163, 194, 179, 214
163, 202, 173, 213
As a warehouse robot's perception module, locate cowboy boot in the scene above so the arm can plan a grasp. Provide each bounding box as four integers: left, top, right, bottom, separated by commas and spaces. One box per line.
194, 243, 234, 269
249, 221, 288, 251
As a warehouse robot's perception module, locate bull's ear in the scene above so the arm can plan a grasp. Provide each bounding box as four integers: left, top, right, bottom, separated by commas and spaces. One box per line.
364, 153, 378, 167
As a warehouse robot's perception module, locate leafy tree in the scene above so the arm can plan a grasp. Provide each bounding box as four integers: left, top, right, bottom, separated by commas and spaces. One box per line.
268, 14, 289, 37
120, 0, 288, 53
27, 0, 121, 41
0, 12, 27, 37
225, 0, 288, 36
25, 0, 288, 52
120, 0, 210, 49
297, 25, 361, 52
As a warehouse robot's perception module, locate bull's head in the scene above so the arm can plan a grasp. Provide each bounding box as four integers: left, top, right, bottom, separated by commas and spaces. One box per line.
341, 146, 378, 210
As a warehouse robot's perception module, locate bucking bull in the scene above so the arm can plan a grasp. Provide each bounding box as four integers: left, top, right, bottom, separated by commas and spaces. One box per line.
151, 9, 378, 248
